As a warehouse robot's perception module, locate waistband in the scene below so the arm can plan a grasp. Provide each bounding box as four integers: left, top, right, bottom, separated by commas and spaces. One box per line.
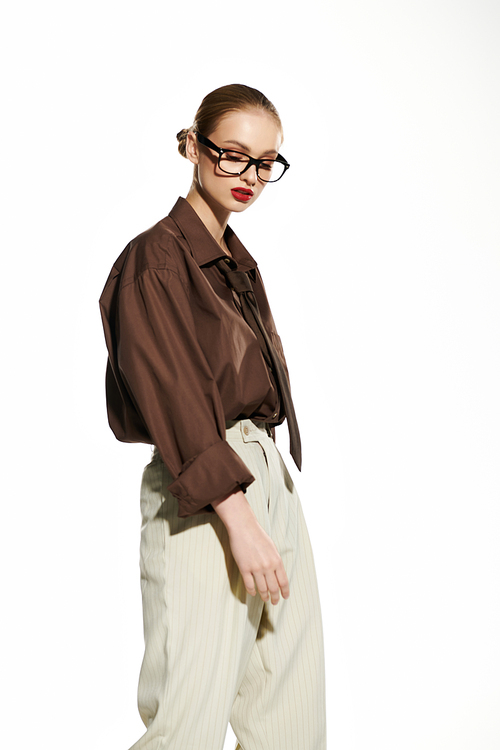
225, 419, 272, 441
152, 420, 272, 462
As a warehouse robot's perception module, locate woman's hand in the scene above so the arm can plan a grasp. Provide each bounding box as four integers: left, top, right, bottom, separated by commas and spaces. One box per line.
213, 490, 290, 605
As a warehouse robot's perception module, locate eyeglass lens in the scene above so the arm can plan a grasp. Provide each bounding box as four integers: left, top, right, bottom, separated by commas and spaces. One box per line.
219, 152, 286, 182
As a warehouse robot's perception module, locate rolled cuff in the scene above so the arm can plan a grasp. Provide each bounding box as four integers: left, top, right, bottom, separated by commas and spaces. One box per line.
167, 440, 255, 518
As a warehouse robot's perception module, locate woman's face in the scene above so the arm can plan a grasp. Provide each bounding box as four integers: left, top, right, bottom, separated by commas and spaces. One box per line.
187, 108, 283, 215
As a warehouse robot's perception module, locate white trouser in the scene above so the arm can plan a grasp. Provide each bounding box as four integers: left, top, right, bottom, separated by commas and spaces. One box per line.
131, 419, 327, 750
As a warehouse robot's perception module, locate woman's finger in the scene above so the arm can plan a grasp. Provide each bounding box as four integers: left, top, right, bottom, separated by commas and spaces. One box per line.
243, 573, 257, 597
253, 573, 270, 602
266, 574, 282, 605
275, 564, 290, 600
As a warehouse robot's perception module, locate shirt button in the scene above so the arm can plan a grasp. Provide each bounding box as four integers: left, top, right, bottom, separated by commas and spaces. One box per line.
243, 426, 250, 436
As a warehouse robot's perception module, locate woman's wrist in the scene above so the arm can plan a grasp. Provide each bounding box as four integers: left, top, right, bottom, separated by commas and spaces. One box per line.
212, 489, 254, 532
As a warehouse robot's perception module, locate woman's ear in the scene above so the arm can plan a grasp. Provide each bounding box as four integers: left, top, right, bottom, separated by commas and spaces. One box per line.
185, 131, 199, 166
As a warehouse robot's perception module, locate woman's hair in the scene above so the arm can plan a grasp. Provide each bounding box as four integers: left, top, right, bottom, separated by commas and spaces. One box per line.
176, 83, 282, 158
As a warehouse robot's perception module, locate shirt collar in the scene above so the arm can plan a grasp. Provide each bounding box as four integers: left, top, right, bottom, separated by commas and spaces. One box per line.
167, 197, 258, 272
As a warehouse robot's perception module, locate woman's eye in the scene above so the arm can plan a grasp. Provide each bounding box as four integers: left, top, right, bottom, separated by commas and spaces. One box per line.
225, 153, 246, 163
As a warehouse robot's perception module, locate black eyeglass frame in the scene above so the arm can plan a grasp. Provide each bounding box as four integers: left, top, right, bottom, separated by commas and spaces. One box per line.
196, 132, 290, 183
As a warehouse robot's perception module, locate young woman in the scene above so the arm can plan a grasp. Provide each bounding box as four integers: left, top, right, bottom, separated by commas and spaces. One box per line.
100, 84, 326, 750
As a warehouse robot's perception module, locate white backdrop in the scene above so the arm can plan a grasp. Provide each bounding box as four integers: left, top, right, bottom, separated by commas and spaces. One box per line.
2, 1, 499, 748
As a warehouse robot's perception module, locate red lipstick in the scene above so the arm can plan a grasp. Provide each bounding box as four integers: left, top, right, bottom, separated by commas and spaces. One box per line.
231, 188, 254, 202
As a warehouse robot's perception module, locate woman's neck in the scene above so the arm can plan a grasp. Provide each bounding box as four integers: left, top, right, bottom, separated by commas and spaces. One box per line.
185, 186, 230, 252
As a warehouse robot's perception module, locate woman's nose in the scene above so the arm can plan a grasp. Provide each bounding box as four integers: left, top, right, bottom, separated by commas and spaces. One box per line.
241, 164, 258, 185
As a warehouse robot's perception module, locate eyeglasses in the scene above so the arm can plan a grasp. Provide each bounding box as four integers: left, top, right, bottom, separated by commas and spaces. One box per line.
196, 132, 290, 183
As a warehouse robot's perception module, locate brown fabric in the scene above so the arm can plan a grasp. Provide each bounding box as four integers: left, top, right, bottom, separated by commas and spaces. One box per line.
216, 258, 302, 470
99, 197, 296, 518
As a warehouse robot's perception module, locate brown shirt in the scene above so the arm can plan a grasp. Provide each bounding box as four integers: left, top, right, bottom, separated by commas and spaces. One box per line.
99, 197, 291, 518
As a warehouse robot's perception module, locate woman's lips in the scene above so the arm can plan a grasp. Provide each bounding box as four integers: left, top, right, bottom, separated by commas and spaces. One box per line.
231, 188, 254, 202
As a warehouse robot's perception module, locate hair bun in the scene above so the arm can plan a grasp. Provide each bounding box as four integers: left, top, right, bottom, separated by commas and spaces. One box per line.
176, 128, 190, 158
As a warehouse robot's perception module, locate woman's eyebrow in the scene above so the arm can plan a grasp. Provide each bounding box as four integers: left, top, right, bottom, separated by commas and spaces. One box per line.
223, 139, 278, 157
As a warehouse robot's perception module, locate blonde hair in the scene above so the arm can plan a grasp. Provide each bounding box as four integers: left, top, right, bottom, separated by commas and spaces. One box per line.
176, 83, 283, 158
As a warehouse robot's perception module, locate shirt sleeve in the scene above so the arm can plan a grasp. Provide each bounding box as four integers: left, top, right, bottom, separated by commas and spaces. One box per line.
116, 265, 255, 518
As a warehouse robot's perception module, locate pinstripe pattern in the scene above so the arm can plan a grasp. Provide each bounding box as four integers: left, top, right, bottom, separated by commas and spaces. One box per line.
130, 420, 326, 750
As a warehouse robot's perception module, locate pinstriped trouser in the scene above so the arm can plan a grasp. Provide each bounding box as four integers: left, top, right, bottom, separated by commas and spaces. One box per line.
130, 419, 326, 750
